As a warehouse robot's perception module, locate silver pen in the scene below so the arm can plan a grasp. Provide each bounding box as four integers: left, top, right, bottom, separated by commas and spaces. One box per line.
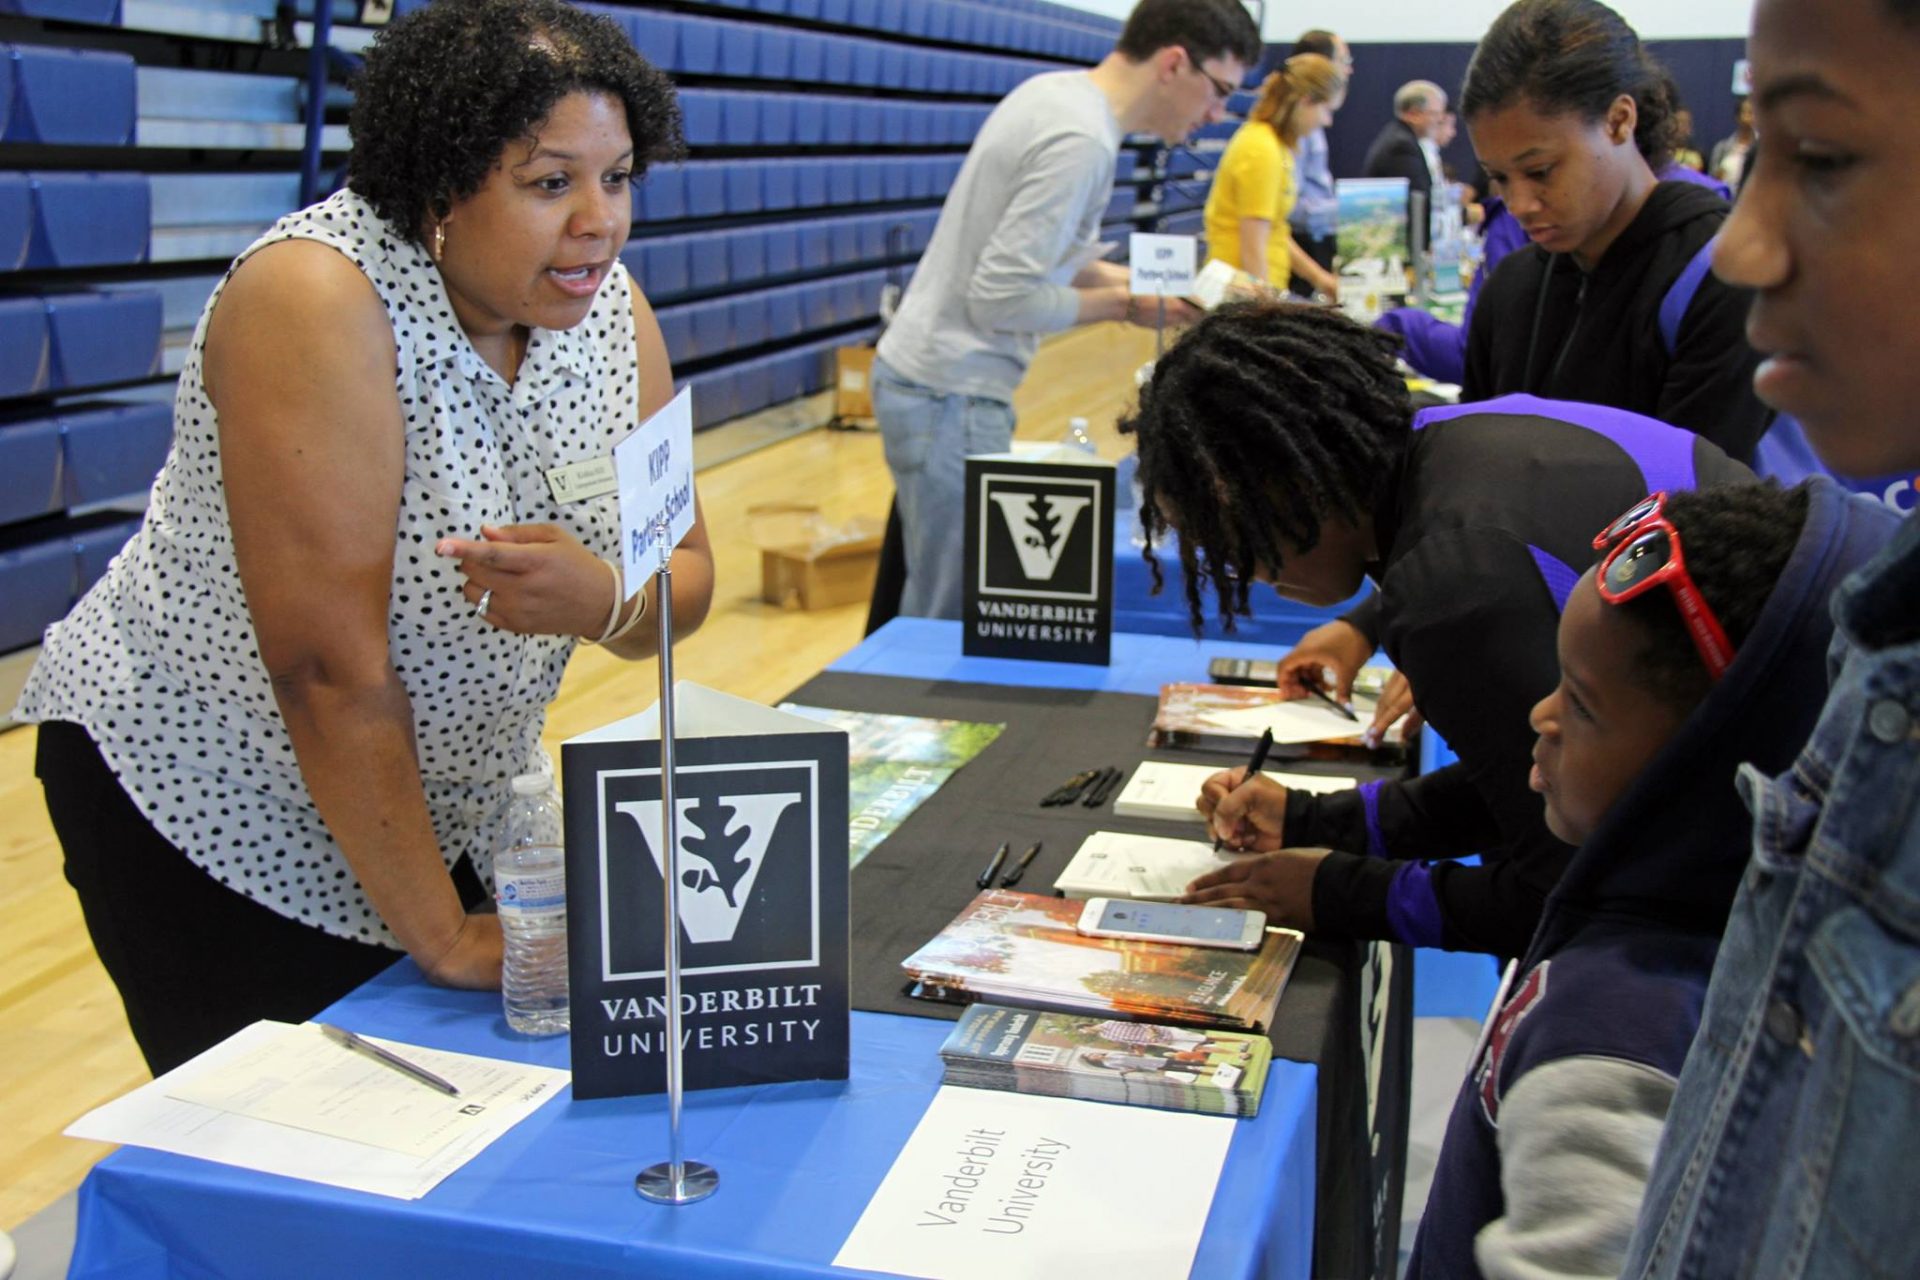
317, 1022, 461, 1097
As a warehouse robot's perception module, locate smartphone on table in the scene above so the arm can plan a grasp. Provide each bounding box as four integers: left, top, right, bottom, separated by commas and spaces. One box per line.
1074, 898, 1266, 950
1208, 656, 1279, 687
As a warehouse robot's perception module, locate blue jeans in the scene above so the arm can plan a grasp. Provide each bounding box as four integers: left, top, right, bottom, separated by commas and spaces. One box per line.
872, 357, 1015, 620
1624, 514, 1920, 1279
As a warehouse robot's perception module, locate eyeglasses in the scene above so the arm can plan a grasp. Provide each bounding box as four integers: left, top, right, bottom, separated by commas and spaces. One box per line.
1591, 492, 1735, 681
1182, 50, 1238, 103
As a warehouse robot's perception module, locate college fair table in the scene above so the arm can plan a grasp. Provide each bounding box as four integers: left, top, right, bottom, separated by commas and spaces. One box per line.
67, 964, 1317, 1279
66, 619, 1397, 1280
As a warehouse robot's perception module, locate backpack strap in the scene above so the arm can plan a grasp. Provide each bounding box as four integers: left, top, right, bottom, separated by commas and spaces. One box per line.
1658, 237, 1719, 357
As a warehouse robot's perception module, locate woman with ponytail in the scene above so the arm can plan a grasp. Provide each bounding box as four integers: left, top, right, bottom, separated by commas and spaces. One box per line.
1459, 0, 1770, 464
1202, 53, 1346, 296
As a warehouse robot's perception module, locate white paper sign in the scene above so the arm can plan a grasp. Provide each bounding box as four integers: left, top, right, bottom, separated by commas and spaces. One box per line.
833, 1086, 1234, 1280
614, 385, 697, 585
1129, 233, 1198, 298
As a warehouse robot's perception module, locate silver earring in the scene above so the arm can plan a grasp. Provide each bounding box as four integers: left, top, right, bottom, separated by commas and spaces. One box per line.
432, 222, 446, 262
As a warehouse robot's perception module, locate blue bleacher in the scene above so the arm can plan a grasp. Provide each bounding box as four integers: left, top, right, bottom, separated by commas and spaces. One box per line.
0, 172, 28, 271
2, 45, 137, 146
43, 291, 163, 389
0, 0, 124, 21
0, 413, 61, 527
23, 172, 150, 269
61, 401, 173, 507
0, 297, 49, 398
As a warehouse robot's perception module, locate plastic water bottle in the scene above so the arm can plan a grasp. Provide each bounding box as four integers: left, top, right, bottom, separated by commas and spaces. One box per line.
1063, 415, 1097, 454
495, 772, 569, 1036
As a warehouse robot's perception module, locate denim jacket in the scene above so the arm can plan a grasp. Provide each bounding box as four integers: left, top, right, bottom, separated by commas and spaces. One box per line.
1624, 509, 1920, 1280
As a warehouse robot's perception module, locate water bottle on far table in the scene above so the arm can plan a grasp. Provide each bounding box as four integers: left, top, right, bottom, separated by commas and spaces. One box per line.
494, 771, 569, 1036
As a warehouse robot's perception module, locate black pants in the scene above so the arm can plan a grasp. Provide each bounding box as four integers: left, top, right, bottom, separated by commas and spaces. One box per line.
35, 720, 439, 1076
1290, 233, 1337, 297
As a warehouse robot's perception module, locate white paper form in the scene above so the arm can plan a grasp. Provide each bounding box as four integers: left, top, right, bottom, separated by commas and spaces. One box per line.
67, 1021, 569, 1200
1114, 761, 1356, 823
165, 1022, 541, 1159
1198, 693, 1378, 745
834, 1086, 1234, 1280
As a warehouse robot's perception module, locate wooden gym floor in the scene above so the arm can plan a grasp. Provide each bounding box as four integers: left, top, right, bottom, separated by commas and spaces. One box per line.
0, 321, 1160, 1228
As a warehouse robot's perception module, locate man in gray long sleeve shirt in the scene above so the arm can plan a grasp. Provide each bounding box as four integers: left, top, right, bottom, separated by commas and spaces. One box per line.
874, 0, 1261, 620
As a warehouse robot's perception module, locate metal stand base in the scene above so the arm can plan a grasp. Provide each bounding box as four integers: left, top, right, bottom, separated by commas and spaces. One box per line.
636, 1161, 720, 1205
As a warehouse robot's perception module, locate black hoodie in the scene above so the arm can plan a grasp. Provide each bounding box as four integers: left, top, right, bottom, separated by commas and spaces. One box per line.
1405, 477, 1901, 1279
1461, 180, 1769, 464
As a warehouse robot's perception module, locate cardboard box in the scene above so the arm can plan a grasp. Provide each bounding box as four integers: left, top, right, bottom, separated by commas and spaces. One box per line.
750, 503, 884, 611
835, 346, 876, 420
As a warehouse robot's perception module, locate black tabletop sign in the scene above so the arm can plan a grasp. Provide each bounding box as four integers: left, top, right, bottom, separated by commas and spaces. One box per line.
963, 455, 1115, 665
562, 723, 850, 1100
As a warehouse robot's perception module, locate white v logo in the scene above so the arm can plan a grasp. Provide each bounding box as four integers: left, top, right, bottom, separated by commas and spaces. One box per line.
615, 792, 802, 943
989, 492, 1092, 581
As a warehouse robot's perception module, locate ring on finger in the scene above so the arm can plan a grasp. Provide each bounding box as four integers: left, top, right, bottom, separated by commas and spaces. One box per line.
474, 588, 493, 620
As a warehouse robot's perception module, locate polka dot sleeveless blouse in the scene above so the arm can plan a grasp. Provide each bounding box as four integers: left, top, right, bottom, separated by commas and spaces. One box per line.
14, 188, 643, 947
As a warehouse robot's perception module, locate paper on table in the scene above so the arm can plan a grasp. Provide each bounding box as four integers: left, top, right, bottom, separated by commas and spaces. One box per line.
1114, 760, 1355, 823
165, 1022, 536, 1159
1053, 830, 1241, 901
833, 1085, 1234, 1280
68, 1021, 569, 1200
1198, 696, 1372, 745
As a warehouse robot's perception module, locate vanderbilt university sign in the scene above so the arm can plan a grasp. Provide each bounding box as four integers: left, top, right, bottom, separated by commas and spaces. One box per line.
562, 687, 851, 1100
963, 453, 1116, 666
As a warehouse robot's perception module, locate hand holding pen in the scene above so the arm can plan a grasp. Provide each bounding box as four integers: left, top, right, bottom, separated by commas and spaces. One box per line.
1205, 729, 1267, 852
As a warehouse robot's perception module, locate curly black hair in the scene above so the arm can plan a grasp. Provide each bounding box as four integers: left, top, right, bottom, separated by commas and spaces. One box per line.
1606, 481, 1812, 709
1461, 0, 1680, 176
347, 0, 684, 245
1116, 302, 1413, 635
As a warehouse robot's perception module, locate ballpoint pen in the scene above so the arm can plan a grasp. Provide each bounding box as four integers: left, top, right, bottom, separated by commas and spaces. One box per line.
318, 1022, 462, 1097
1214, 728, 1275, 852
977, 841, 1011, 888
1304, 665, 1359, 722
999, 841, 1043, 887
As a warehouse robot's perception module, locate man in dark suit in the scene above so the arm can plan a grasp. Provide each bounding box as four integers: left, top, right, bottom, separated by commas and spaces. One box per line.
1363, 79, 1447, 247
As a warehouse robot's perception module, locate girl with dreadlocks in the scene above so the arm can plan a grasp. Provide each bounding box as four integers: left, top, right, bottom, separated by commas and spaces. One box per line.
1123, 302, 1749, 958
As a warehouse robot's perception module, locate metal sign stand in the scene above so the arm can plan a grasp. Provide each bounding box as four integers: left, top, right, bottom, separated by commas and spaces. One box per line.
636, 516, 719, 1206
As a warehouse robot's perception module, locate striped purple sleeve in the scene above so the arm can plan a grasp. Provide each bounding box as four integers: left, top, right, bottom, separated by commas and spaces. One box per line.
1358, 780, 1388, 858
1384, 861, 1446, 948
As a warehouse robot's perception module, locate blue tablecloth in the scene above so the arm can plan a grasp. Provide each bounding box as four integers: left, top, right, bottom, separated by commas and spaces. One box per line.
70, 963, 1318, 1279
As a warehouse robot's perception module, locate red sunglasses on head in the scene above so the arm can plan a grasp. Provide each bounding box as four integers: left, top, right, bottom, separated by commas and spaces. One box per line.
1591, 492, 1735, 681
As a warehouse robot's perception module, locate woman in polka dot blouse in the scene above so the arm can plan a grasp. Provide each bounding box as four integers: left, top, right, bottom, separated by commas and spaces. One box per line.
13, 0, 715, 1074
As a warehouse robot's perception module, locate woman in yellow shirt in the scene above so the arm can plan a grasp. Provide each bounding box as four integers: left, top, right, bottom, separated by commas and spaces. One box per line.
1204, 53, 1346, 296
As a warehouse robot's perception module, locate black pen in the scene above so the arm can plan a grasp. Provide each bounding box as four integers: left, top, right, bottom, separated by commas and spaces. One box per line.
999, 841, 1043, 887
1303, 680, 1360, 722
317, 1022, 461, 1097
977, 841, 1011, 888
1214, 727, 1276, 852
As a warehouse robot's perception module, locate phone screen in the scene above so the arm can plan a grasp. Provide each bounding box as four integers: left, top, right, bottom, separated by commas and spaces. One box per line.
1091, 900, 1259, 945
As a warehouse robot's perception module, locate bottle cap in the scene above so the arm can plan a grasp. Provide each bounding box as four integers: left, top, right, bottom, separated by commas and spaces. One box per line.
511, 773, 549, 797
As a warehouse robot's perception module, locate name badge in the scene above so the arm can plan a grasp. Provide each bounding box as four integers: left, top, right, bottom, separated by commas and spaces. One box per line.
546, 456, 619, 504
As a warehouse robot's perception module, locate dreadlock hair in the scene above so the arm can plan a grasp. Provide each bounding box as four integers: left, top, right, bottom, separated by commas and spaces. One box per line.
1461, 0, 1680, 177
1116, 302, 1413, 635
1604, 481, 1812, 709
